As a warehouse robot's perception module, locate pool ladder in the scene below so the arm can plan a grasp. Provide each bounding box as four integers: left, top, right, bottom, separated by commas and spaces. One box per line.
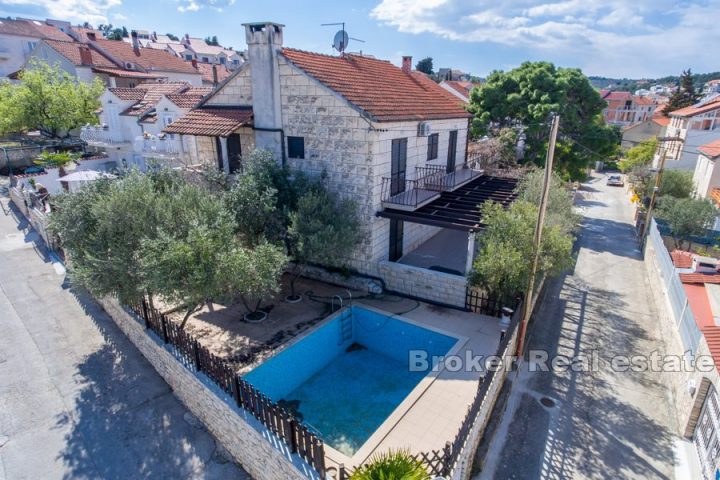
333, 291, 353, 344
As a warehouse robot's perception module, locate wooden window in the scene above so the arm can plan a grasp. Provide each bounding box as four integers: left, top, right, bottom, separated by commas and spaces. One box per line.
287, 136, 305, 159
427, 133, 439, 160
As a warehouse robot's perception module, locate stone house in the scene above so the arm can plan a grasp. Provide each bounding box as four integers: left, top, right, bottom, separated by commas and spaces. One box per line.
0, 17, 74, 78
80, 82, 212, 170
659, 97, 720, 171
164, 22, 517, 308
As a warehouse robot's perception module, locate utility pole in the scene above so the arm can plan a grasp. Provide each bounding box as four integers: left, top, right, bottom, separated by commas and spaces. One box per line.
638, 136, 683, 242
517, 114, 560, 356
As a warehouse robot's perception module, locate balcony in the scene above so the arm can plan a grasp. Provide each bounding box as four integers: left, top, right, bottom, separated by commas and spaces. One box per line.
381, 164, 484, 211
80, 125, 130, 147
134, 135, 182, 160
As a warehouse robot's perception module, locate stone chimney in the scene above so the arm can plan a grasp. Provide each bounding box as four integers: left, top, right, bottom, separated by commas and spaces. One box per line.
191, 58, 197, 69
131, 30, 140, 53
86, 31, 96, 42
402, 56, 412, 74
78, 45, 93, 66
212, 64, 218, 86
242, 22, 285, 161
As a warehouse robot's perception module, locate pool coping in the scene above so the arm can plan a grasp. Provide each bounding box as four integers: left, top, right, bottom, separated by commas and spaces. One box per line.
320, 303, 469, 468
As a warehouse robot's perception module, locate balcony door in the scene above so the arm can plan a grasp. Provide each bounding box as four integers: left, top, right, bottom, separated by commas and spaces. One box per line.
389, 219, 404, 262
391, 138, 407, 196
227, 134, 241, 174
447, 130, 458, 174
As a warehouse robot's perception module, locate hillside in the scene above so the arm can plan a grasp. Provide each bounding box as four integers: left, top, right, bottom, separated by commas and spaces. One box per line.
590, 71, 720, 92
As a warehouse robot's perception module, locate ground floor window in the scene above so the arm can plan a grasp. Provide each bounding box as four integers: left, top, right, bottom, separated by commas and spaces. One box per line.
287, 136, 305, 159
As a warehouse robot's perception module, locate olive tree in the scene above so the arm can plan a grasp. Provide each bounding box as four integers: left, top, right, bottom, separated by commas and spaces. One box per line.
656, 196, 718, 251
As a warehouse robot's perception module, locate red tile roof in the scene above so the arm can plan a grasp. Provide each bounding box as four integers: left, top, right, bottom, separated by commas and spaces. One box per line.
679, 272, 720, 284
443, 80, 481, 98
699, 140, 720, 159
163, 107, 253, 136
0, 18, 72, 41
669, 99, 720, 118
108, 88, 147, 101
92, 66, 166, 79
44, 39, 116, 68
280, 48, 470, 122
702, 325, 720, 369
91, 39, 199, 74
671, 250, 694, 268
166, 87, 212, 108
191, 62, 232, 84
114, 83, 191, 117
684, 283, 715, 328
602, 91, 633, 101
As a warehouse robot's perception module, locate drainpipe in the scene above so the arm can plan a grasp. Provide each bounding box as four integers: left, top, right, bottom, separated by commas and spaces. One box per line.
252, 126, 286, 166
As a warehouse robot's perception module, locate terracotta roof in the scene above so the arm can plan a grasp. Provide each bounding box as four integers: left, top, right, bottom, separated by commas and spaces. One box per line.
602, 91, 633, 101
185, 38, 236, 57
69, 26, 97, 43
163, 107, 253, 136
669, 99, 720, 118
699, 140, 720, 159
652, 116, 670, 127
192, 62, 232, 84
702, 325, 720, 369
44, 39, 116, 68
0, 18, 72, 41
108, 87, 147, 101
91, 39, 199, 74
166, 87, 213, 108
92, 66, 166, 79
685, 283, 715, 328
680, 272, 720, 284
443, 80, 481, 98
280, 48, 470, 122
671, 250, 694, 269
116, 83, 191, 116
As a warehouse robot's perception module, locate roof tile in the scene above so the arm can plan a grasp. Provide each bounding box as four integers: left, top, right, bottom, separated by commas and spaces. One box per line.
163, 107, 253, 136
92, 39, 199, 74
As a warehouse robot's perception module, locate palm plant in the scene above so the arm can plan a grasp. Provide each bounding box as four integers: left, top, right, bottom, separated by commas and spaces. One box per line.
350, 450, 430, 480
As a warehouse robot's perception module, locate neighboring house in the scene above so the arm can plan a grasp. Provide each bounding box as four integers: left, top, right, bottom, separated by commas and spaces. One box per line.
437, 68, 469, 81
28, 33, 203, 87
164, 22, 515, 307
80, 82, 211, 170
190, 61, 232, 87
621, 109, 670, 150
601, 91, 659, 127
0, 17, 74, 77
439, 80, 482, 103
692, 140, 720, 206
179, 34, 244, 69
703, 79, 720, 95
659, 97, 720, 171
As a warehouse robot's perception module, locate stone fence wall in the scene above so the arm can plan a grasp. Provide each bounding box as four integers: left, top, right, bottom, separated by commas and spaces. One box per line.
98, 297, 319, 480
378, 260, 468, 308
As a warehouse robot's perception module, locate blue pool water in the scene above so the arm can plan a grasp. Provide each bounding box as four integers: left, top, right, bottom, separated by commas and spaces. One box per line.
243, 306, 457, 456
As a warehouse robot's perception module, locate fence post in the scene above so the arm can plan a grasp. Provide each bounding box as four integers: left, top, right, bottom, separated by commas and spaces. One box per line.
141, 298, 150, 329
289, 418, 298, 453
232, 375, 241, 407
161, 316, 169, 343
193, 340, 201, 371
442, 441, 453, 476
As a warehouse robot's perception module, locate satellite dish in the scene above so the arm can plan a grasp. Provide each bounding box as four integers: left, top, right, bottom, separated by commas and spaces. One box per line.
333, 30, 349, 53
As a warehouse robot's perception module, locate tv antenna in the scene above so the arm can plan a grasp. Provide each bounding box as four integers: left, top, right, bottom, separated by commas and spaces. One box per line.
321, 22, 364, 54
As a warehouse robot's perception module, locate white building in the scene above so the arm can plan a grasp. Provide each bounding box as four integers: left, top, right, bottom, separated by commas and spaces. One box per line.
164, 22, 516, 307
0, 17, 74, 77
80, 82, 211, 170
439, 80, 482, 103
659, 97, 720, 171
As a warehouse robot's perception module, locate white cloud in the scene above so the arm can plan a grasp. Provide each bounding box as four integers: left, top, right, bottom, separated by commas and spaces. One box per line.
2, 0, 121, 24
176, 0, 234, 13
371, 0, 720, 77
113, 13, 128, 21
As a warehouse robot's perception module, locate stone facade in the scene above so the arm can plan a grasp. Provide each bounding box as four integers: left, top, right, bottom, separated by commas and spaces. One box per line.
98, 297, 320, 480
378, 260, 467, 308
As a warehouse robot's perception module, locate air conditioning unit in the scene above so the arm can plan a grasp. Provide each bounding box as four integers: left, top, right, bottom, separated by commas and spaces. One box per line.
417, 122, 431, 137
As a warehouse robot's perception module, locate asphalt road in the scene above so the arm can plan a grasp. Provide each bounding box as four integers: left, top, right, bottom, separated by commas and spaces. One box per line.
478, 173, 681, 480
0, 195, 249, 479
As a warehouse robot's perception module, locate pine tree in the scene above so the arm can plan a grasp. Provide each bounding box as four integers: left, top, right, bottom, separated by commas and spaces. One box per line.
665, 69, 698, 115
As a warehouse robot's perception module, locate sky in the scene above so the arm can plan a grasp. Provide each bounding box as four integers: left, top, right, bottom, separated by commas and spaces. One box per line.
1, 0, 719, 79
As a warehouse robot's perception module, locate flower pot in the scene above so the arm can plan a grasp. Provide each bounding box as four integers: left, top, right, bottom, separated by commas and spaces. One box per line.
285, 294, 303, 304
244, 311, 267, 323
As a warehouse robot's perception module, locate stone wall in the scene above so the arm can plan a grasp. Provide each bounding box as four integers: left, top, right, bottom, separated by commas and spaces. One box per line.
98, 297, 320, 480
643, 229, 719, 437
378, 260, 467, 308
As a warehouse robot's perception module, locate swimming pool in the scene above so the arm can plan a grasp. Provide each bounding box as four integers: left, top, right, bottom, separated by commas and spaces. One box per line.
243, 305, 458, 457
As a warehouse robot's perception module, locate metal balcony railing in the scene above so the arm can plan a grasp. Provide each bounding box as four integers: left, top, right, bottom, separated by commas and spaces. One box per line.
80, 125, 129, 146
134, 135, 182, 159
381, 164, 484, 210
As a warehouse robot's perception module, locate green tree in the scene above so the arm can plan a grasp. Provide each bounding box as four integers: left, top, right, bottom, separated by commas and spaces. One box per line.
0, 60, 104, 139
468, 61, 620, 179
666, 69, 698, 115
517, 168, 580, 234
122, 26, 129, 38
656, 196, 717, 250
107, 28, 124, 40
166, 33, 179, 41
469, 200, 574, 304
287, 188, 362, 299
205, 35, 219, 46
415, 57, 434, 75
618, 138, 656, 173
641, 169, 694, 199
351, 449, 429, 480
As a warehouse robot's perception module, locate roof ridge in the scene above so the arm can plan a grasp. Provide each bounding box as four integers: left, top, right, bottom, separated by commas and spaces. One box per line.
281, 47, 393, 64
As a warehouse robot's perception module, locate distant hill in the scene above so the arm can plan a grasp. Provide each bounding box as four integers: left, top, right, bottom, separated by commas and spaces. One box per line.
589, 72, 720, 92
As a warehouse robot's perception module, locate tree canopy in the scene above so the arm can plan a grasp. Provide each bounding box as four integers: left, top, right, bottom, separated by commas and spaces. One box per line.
415, 57, 434, 75
665, 69, 698, 115
656, 196, 717, 250
467, 61, 620, 180
619, 138, 656, 173
205, 35, 219, 46
0, 60, 104, 139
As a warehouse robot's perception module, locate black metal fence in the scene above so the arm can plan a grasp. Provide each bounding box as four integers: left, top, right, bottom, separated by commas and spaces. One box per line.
465, 287, 510, 317
127, 298, 326, 476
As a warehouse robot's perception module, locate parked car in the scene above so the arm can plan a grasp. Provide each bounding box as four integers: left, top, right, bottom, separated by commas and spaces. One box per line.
607, 174, 624, 187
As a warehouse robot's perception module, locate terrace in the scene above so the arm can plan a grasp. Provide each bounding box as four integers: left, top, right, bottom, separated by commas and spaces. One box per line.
133, 135, 183, 161
80, 125, 131, 147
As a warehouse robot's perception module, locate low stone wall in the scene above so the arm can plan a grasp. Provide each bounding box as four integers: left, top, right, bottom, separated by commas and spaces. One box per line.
9, 187, 55, 249
98, 297, 319, 480
378, 260, 468, 308
8, 186, 29, 216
